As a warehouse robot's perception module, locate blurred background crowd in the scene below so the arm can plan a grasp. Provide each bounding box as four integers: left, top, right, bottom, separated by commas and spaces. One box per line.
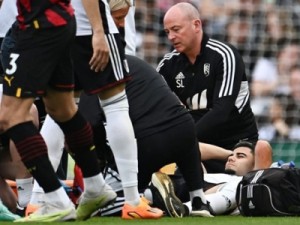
134, 0, 300, 164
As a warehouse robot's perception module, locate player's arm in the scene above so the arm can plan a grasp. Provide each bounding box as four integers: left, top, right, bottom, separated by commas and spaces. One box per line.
195, 49, 245, 139
156, 52, 178, 90
254, 140, 273, 169
200, 142, 232, 161
81, 0, 109, 72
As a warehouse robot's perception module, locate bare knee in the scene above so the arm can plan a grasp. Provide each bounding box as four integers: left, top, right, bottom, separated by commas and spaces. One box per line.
98, 83, 125, 100
43, 90, 78, 122
30, 104, 40, 128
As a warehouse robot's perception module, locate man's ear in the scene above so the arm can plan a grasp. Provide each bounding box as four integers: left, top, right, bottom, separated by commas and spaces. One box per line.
194, 19, 202, 30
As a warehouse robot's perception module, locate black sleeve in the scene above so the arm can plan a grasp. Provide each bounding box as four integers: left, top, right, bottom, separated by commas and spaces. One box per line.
156, 53, 176, 90
195, 49, 246, 140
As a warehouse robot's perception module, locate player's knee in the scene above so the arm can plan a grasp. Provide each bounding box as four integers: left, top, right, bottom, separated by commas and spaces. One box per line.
98, 83, 126, 100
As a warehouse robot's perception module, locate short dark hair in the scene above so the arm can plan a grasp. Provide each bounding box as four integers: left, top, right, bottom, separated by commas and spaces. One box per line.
233, 140, 256, 153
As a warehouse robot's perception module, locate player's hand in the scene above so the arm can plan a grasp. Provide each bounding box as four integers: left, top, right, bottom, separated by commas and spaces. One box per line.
89, 32, 109, 72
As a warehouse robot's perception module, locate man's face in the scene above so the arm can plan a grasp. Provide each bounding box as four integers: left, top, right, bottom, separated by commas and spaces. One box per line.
224, 147, 254, 176
163, 9, 200, 54
111, 6, 130, 29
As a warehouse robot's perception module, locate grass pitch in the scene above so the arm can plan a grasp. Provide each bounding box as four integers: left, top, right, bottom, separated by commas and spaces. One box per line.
2, 216, 300, 225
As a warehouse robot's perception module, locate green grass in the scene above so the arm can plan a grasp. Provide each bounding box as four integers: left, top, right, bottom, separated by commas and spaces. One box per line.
2, 216, 300, 225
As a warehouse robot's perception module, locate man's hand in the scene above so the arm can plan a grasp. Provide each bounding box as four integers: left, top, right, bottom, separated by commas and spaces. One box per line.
81, 0, 109, 72
90, 32, 109, 72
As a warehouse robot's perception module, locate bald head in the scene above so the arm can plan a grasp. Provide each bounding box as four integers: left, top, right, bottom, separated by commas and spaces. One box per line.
163, 2, 202, 61
164, 2, 200, 22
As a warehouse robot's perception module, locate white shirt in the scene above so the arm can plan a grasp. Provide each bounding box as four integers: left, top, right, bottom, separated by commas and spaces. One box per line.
0, 0, 17, 37
203, 173, 242, 215
124, 0, 136, 55
72, 0, 118, 36
204, 173, 242, 186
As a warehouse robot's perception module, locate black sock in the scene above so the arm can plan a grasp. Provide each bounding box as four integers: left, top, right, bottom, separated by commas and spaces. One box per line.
6, 121, 61, 193
55, 111, 101, 177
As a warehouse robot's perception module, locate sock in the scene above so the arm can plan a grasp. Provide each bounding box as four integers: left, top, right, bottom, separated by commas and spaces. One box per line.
123, 187, 140, 206
15, 178, 33, 208
100, 90, 139, 205
29, 180, 44, 205
55, 110, 101, 178
184, 201, 192, 213
143, 188, 153, 204
27, 115, 66, 205
6, 121, 61, 193
40, 115, 65, 172
189, 189, 207, 204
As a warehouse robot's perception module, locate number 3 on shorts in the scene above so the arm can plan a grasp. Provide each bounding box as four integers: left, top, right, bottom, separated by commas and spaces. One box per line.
6, 53, 20, 75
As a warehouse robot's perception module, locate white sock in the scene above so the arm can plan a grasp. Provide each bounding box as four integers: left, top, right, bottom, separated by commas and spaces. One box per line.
189, 189, 207, 204
100, 90, 139, 205
143, 188, 153, 204
29, 181, 44, 205
83, 173, 106, 197
40, 115, 65, 171
15, 178, 33, 208
184, 201, 192, 213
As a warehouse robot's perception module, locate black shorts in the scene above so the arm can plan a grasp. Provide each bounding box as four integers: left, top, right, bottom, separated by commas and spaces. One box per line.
137, 119, 203, 191
3, 18, 76, 98
1, 22, 17, 79
72, 34, 130, 94
0, 133, 10, 153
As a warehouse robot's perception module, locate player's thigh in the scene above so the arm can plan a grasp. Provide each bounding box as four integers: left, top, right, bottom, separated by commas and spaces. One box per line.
137, 124, 193, 189
0, 95, 34, 129
72, 35, 130, 96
